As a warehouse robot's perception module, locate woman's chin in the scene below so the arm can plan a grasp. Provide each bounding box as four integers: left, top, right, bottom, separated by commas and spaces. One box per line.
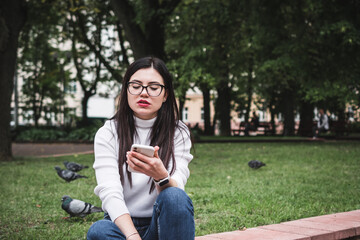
134, 111, 157, 120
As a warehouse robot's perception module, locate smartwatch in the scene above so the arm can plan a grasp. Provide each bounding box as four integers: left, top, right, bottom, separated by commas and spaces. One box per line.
153, 173, 170, 187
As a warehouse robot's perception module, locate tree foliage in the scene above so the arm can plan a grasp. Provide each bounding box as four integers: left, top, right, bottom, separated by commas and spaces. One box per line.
2, 0, 359, 151
18, 0, 68, 127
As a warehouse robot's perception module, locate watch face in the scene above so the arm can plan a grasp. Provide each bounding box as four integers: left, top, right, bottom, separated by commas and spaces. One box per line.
159, 179, 169, 187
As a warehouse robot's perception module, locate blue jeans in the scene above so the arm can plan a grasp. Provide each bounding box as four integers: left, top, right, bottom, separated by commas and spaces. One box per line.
87, 187, 195, 240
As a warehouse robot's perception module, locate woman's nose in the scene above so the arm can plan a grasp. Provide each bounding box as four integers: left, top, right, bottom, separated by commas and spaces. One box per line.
139, 87, 149, 96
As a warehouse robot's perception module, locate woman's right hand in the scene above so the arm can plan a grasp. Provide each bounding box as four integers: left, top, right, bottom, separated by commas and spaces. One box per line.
127, 233, 142, 240
127, 146, 168, 180
114, 214, 142, 240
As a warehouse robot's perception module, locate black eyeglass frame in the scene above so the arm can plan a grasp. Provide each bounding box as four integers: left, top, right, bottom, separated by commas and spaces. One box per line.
127, 82, 166, 97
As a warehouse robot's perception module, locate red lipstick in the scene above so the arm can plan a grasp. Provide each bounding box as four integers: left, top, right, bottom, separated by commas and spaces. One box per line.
137, 99, 150, 107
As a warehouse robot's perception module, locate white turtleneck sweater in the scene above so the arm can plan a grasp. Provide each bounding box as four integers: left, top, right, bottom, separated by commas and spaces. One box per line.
93, 116, 193, 222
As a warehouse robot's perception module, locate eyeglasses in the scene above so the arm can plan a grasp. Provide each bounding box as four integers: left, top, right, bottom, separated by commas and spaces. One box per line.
127, 82, 166, 97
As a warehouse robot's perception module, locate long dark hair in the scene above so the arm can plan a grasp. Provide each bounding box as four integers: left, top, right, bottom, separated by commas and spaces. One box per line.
113, 56, 181, 193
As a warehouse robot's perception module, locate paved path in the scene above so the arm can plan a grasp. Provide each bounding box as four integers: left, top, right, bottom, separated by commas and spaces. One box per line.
196, 209, 360, 240
12, 143, 94, 158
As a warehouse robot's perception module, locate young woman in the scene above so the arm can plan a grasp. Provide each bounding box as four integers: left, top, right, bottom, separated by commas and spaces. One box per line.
87, 57, 195, 240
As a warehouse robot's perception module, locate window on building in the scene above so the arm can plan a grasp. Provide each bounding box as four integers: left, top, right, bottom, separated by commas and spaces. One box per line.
65, 81, 77, 93
259, 111, 264, 121
64, 108, 77, 126
10, 108, 15, 127
201, 107, 204, 121
183, 107, 188, 121
22, 109, 34, 125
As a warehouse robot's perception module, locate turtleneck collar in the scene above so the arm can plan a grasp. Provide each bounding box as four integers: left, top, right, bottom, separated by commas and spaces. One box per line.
134, 115, 157, 129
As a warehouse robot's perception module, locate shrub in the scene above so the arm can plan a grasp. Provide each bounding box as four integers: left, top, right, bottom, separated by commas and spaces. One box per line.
66, 125, 99, 141
348, 121, 360, 133
15, 128, 67, 141
14, 120, 104, 142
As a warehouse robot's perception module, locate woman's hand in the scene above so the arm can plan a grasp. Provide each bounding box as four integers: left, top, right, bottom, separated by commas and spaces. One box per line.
114, 214, 142, 240
127, 233, 142, 240
127, 146, 168, 180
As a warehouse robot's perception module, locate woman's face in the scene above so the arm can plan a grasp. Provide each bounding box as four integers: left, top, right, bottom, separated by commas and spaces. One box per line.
127, 67, 167, 120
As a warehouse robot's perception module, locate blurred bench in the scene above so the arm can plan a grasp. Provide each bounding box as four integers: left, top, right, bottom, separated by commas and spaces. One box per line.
232, 122, 272, 136
330, 120, 350, 136
314, 120, 350, 136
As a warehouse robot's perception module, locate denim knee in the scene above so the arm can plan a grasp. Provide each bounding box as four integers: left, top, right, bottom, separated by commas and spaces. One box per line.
154, 187, 195, 239
156, 187, 194, 215
87, 219, 120, 240
87, 220, 104, 240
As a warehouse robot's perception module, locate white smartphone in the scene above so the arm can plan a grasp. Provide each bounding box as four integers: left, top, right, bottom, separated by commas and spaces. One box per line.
127, 144, 155, 173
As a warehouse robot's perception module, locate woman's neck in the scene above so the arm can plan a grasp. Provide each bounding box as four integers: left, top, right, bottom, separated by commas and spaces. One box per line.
134, 115, 156, 128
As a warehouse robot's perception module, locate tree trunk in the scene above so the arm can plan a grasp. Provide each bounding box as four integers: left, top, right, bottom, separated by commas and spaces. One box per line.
269, 97, 276, 135
14, 67, 19, 127
335, 102, 346, 136
81, 91, 92, 126
281, 90, 295, 136
33, 103, 39, 128
200, 84, 213, 135
144, 14, 166, 60
245, 66, 253, 124
0, 0, 26, 161
337, 104, 346, 122
110, 0, 147, 59
179, 97, 185, 121
298, 100, 314, 137
110, 0, 180, 60
216, 83, 231, 136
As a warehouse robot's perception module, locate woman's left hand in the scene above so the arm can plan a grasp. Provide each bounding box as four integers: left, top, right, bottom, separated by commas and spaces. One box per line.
127, 146, 168, 180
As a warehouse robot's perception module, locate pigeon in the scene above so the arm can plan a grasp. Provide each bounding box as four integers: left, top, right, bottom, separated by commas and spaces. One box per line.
63, 161, 89, 172
54, 166, 88, 182
248, 160, 266, 169
61, 195, 103, 218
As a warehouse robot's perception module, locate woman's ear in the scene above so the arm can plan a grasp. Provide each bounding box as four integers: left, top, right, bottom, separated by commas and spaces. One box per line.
163, 90, 168, 102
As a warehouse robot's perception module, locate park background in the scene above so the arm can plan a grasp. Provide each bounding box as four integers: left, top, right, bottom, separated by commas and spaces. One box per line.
1, 0, 360, 239
1, 0, 360, 157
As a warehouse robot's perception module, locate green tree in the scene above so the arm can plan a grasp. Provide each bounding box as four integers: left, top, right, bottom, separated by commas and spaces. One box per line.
229, 0, 262, 125
255, 0, 307, 136
110, 0, 181, 60
300, 0, 360, 120
166, 2, 210, 133
67, 1, 115, 125
256, 0, 360, 136
0, 0, 26, 160
167, 0, 238, 136
71, 0, 126, 82
18, 1, 68, 127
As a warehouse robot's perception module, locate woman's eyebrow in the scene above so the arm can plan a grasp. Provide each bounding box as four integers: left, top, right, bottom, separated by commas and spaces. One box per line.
130, 79, 142, 83
130, 79, 162, 85
148, 81, 162, 85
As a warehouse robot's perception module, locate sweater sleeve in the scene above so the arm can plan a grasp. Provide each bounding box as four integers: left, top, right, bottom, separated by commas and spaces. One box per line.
170, 122, 193, 190
93, 121, 129, 222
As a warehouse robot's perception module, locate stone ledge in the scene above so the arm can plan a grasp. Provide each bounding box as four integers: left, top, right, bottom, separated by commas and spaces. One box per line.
196, 210, 360, 240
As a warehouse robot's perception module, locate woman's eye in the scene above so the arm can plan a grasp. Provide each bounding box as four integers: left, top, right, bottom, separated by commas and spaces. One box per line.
149, 85, 160, 91
132, 85, 141, 89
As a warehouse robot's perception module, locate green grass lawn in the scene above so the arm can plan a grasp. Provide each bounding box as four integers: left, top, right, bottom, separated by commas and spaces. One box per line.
196, 135, 308, 142
1, 142, 360, 239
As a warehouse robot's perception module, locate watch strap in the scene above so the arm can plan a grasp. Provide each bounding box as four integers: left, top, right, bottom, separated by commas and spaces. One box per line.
153, 173, 170, 187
